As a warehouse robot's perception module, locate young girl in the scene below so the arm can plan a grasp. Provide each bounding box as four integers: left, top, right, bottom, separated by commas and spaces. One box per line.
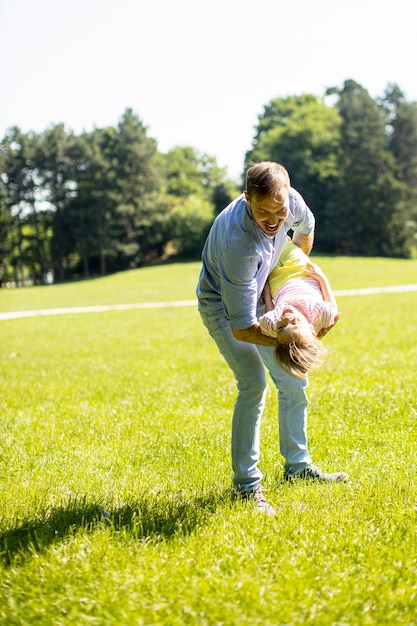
259, 238, 340, 378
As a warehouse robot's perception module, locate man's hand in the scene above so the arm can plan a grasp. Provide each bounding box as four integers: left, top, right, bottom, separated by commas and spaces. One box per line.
232, 324, 277, 347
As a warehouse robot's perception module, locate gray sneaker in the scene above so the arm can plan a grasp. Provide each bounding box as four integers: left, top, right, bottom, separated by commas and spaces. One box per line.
285, 464, 349, 483
239, 486, 276, 516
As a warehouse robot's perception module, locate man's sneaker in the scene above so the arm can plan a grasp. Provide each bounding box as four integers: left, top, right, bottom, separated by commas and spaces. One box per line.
285, 464, 349, 483
239, 486, 276, 516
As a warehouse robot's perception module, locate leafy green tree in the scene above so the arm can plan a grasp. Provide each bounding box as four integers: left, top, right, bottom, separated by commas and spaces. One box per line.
110, 108, 162, 268
37, 124, 79, 281
383, 84, 417, 249
159, 145, 236, 205
327, 79, 412, 257
157, 146, 236, 258
160, 146, 207, 197
51, 109, 161, 278
159, 193, 213, 259
0, 143, 9, 285
245, 94, 342, 250
212, 181, 238, 216
69, 126, 119, 276
0, 127, 52, 285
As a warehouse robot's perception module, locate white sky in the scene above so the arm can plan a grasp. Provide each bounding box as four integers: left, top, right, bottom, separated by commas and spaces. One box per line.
1, 0, 416, 181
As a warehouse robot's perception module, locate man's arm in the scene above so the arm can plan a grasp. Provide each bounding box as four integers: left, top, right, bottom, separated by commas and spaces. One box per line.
232, 324, 277, 347
292, 228, 315, 255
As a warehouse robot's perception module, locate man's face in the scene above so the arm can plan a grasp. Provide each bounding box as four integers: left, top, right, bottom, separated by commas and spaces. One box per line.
245, 190, 289, 237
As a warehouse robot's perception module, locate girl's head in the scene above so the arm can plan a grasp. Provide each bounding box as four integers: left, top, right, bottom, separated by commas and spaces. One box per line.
275, 336, 328, 379
274, 306, 328, 378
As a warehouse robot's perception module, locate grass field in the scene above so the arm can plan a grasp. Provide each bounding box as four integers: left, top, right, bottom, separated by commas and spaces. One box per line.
1, 256, 417, 625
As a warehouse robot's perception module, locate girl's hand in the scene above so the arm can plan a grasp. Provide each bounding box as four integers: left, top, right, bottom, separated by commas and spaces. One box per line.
304, 262, 326, 280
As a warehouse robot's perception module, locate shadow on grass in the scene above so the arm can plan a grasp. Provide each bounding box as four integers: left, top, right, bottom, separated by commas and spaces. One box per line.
0, 489, 230, 567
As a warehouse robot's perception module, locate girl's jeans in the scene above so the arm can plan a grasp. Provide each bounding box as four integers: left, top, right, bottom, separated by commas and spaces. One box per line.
200, 311, 311, 492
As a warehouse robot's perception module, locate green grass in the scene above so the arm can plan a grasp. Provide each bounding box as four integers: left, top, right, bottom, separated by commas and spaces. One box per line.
1, 258, 417, 625
0, 262, 200, 313
1, 255, 417, 313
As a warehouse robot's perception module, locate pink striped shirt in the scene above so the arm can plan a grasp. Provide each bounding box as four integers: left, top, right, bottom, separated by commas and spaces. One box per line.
259, 277, 334, 338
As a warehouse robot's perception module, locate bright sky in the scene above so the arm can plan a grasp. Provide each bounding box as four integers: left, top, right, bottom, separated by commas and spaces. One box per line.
1, 0, 416, 181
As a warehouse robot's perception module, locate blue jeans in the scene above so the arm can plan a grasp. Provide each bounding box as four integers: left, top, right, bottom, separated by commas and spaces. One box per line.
200, 311, 311, 492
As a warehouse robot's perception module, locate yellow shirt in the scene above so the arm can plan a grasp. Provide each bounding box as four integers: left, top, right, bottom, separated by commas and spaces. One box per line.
268, 238, 311, 298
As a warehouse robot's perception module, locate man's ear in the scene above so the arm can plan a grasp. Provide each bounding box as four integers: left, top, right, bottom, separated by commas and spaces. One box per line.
244, 191, 250, 202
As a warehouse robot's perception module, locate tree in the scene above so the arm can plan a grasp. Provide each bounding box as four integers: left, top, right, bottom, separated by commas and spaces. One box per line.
327, 79, 412, 257
69, 126, 118, 277
38, 124, 78, 281
245, 94, 342, 250
0, 127, 52, 285
383, 84, 417, 249
110, 109, 162, 268
0, 141, 10, 285
157, 146, 236, 259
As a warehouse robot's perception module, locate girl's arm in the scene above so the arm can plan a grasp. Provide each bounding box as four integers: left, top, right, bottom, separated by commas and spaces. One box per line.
304, 263, 340, 336
304, 262, 337, 309
262, 280, 274, 312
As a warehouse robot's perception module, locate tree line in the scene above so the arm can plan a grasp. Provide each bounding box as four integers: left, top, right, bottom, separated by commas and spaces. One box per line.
1, 79, 416, 286
0, 108, 237, 285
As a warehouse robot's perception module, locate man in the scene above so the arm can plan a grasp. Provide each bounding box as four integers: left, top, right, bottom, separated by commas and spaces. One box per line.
196, 161, 348, 516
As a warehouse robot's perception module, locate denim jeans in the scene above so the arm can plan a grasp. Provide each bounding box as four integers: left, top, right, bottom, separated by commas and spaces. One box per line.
200, 310, 312, 492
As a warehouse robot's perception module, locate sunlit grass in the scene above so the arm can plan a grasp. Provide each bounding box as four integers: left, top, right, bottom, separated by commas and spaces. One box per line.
0, 261, 201, 312
1, 255, 417, 313
1, 259, 417, 624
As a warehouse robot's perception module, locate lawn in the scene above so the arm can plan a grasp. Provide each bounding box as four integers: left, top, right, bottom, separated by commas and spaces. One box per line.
1, 257, 417, 625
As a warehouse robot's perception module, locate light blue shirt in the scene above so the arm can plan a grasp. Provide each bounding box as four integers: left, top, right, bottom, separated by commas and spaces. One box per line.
196, 189, 315, 330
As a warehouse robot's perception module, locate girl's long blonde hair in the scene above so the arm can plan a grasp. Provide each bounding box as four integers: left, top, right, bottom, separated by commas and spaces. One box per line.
275, 334, 328, 379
